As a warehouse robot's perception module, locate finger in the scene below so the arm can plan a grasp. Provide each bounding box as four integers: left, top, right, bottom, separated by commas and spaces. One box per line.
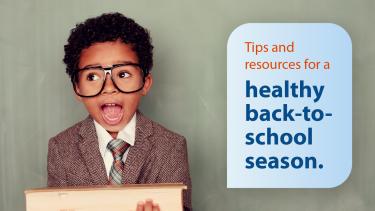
144, 199, 153, 211
153, 203, 160, 211
136, 201, 144, 211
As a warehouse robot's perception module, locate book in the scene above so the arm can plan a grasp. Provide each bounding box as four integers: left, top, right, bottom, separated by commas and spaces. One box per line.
25, 183, 186, 211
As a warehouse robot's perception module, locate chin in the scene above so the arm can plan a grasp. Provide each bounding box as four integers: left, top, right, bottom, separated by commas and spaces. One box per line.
103, 123, 125, 133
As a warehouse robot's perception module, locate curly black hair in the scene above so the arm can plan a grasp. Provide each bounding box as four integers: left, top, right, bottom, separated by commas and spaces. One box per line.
63, 12, 153, 83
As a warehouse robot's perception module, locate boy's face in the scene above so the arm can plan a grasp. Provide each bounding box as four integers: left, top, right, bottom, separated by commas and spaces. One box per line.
76, 40, 152, 137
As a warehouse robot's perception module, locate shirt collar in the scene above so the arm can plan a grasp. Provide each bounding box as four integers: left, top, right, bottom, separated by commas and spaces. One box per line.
94, 113, 136, 156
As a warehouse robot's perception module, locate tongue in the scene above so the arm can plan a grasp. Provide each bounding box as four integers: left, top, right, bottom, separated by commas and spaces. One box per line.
102, 105, 123, 125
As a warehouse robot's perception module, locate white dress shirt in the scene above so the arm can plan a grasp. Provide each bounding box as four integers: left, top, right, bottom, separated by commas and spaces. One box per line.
93, 113, 136, 178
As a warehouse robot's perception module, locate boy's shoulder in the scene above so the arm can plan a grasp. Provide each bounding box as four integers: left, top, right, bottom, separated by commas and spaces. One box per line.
135, 111, 187, 147
49, 116, 93, 145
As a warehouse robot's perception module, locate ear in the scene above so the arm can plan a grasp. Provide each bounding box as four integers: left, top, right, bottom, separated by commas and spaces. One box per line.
75, 93, 83, 102
73, 83, 83, 102
141, 73, 153, 96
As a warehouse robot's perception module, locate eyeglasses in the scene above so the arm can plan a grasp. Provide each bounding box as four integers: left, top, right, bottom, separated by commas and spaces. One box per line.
73, 63, 145, 97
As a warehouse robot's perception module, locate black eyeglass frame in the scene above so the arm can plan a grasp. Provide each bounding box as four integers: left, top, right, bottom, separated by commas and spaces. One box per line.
72, 63, 147, 98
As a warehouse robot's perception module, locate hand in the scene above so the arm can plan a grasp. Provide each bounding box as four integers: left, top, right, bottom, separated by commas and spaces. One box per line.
136, 199, 160, 211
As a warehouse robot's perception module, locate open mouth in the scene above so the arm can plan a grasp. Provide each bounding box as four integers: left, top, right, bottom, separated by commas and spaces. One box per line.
100, 103, 124, 125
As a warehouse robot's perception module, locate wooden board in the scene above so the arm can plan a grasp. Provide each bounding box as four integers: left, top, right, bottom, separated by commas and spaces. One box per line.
25, 183, 186, 211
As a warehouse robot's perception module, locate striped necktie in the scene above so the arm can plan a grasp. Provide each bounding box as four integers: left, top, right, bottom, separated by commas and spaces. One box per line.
107, 139, 130, 185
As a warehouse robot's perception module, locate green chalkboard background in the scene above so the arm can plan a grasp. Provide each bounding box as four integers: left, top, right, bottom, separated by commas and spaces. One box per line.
0, 0, 373, 210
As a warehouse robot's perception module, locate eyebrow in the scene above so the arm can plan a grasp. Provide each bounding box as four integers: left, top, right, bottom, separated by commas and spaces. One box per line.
80, 60, 138, 69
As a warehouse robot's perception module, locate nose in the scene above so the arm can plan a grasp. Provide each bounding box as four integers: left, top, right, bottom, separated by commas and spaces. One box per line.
101, 73, 118, 95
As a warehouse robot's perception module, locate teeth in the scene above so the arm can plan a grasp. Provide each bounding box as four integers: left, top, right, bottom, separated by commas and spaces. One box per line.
105, 103, 117, 106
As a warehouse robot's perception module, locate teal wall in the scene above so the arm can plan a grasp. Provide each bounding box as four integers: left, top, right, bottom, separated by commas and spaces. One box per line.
0, 0, 374, 210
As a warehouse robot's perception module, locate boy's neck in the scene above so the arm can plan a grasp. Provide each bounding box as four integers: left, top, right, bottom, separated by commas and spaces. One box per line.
109, 131, 118, 139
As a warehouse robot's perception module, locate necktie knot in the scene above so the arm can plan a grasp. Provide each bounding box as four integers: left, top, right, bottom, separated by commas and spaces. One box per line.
107, 139, 130, 161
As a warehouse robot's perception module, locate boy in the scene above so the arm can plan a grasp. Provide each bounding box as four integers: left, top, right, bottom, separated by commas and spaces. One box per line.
47, 13, 192, 211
